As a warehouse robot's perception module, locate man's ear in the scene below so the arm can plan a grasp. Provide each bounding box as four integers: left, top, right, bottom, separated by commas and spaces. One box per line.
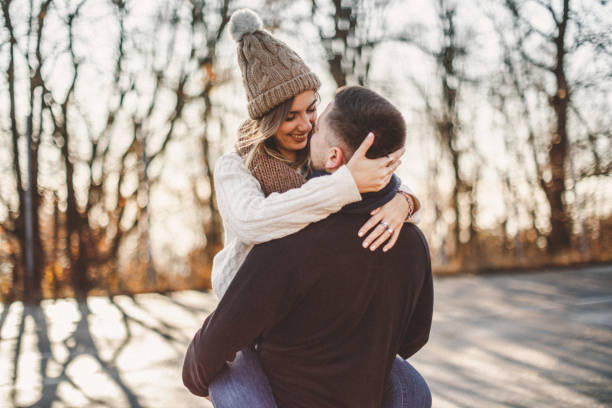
324, 147, 345, 171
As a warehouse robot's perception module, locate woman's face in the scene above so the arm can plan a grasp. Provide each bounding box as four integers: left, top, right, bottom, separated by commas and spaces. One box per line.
274, 90, 317, 161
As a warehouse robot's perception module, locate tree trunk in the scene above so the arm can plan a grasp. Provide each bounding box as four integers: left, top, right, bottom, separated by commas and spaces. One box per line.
3, 0, 26, 299
544, 0, 571, 253
23, 115, 42, 303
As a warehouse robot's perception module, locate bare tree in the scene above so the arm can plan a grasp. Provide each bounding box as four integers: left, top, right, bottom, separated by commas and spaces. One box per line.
1, 0, 54, 302
399, 0, 480, 259
310, 0, 390, 87
0, 0, 235, 300
189, 0, 232, 262
498, 0, 612, 253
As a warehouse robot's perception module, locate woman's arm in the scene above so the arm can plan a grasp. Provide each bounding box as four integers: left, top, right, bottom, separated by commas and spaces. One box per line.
214, 152, 361, 246
214, 134, 404, 246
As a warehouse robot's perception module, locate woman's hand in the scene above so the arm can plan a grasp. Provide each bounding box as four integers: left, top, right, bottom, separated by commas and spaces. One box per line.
358, 193, 413, 252
346, 133, 405, 193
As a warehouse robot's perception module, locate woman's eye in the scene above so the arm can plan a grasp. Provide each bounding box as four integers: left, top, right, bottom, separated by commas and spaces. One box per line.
285, 116, 295, 121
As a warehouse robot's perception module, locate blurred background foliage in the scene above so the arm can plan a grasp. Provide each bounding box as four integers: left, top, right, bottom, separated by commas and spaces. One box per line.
0, 0, 610, 302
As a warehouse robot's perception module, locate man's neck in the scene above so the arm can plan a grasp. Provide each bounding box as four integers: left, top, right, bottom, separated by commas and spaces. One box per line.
343, 176, 399, 214
309, 171, 401, 215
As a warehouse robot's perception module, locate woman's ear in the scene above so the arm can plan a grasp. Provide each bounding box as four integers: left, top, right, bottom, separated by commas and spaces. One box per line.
325, 147, 345, 171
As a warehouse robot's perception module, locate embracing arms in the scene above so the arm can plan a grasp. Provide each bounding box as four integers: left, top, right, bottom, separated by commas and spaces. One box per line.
214, 153, 361, 246
214, 135, 420, 247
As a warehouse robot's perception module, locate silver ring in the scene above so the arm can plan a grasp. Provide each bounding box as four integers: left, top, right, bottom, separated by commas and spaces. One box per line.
386, 227, 394, 234
386, 154, 393, 163
380, 221, 389, 229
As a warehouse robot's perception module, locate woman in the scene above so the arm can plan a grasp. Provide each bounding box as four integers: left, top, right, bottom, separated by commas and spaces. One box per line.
206, 9, 430, 408
211, 9, 421, 300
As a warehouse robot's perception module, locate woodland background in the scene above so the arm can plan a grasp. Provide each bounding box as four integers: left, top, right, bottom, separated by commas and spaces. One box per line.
0, 0, 610, 302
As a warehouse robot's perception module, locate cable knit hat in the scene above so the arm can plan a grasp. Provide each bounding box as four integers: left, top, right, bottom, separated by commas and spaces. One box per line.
229, 9, 321, 119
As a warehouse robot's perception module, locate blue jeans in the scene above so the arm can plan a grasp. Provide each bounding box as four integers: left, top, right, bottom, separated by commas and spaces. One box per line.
381, 352, 432, 408
209, 346, 431, 408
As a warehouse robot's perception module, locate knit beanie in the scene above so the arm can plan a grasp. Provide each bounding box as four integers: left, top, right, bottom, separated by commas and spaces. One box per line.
229, 9, 321, 119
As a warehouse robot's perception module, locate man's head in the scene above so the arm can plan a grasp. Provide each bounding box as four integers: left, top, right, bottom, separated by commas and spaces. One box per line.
310, 86, 406, 172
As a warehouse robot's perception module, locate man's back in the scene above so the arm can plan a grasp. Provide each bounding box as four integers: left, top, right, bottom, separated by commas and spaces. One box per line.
182, 212, 433, 407
257, 212, 432, 407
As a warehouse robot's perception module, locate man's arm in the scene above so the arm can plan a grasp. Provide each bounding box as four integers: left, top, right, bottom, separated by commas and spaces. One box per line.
398, 230, 434, 359
398, 272, 433, 358
182, 238, 305, 397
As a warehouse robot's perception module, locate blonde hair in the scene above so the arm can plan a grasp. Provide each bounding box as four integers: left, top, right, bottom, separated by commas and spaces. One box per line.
238, 93, 320, 170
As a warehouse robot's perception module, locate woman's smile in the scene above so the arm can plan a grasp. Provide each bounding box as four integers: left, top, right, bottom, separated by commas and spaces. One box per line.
289, 133, 308, 142
274, 90, 318, 161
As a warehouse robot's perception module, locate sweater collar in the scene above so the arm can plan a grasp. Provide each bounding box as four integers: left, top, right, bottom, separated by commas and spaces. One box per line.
309, 171, 400, 214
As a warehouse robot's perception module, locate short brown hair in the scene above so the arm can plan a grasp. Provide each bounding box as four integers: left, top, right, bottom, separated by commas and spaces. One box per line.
326, 86, 406, 159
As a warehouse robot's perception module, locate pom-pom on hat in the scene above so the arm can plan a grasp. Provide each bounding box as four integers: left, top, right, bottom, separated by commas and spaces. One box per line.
229, 8, 321, 119
229, 8, 262, 41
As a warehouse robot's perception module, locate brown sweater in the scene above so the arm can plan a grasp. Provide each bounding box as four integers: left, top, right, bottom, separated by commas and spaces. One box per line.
182, 213, 433, 407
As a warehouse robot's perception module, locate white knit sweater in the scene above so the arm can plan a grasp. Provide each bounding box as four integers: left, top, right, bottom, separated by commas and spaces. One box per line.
211, 152, 420, 299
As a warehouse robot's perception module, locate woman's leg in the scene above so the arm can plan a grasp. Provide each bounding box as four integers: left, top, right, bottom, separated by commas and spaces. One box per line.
382, 356, 432, 408
209, 345, 278, 408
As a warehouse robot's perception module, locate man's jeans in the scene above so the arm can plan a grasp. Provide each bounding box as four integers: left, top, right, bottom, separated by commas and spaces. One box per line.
209, 346, 431, 408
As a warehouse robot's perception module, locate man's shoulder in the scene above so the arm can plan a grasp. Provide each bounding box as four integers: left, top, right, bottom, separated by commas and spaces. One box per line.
249, 214, 430, 264
399, 223, 429, 250
245, 215, 348, 268
254, 214, 341, 250
239, 217, 339, 283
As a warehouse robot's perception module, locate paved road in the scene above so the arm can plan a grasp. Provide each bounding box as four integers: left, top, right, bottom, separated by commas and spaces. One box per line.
0, 265, 610, 407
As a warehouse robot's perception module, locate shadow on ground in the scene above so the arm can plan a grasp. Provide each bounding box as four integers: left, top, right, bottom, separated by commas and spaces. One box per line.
0, 291, 216, 407
0, 265, 610, 408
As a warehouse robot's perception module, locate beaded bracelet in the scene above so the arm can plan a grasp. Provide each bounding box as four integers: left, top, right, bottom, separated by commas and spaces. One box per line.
398, 191, 415, 219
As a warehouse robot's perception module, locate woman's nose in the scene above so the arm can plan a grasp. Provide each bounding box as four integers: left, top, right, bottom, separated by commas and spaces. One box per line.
296, 114, 313, 132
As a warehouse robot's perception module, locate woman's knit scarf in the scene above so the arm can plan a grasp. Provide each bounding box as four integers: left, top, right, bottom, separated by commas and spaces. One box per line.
236, 120, 307, 197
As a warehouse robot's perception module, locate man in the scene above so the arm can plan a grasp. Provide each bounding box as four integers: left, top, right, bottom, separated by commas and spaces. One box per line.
182, 86, 433, 407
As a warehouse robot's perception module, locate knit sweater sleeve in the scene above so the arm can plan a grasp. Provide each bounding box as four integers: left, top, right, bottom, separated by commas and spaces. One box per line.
214, 152, 361, 245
